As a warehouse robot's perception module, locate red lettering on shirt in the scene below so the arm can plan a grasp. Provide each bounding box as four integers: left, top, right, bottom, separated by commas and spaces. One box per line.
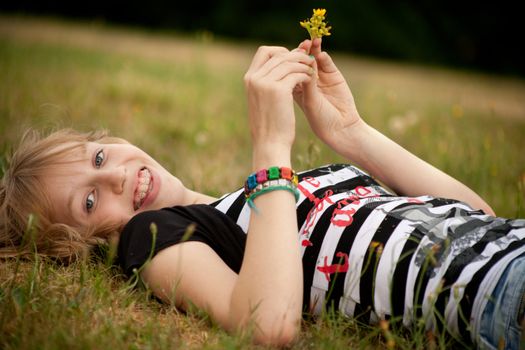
299, 186, 334, 238
331, 206, 356, 227
317, 252, 349, 282
302, 239, 313, 247
298, 183, 317, 203
298, 183, 381, 237
354, 186, 372, 197
303, 176, 321, 188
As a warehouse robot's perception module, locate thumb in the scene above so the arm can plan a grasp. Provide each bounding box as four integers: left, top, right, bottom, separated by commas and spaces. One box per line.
316, 51, 338, 74
302, 60, 320, 107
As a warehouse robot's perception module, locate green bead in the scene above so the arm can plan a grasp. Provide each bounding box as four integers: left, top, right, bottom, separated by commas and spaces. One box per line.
268, 166, 280, 180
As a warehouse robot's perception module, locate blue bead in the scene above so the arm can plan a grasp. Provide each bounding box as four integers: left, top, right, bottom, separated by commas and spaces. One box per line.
247, 174, 257, 190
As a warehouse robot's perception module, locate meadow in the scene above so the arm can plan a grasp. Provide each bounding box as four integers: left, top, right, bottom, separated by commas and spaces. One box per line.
1, 15, 524, 349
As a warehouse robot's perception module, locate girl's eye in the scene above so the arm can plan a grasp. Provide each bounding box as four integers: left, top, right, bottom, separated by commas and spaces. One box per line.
94, 149, 105, 168
86, 192, 95, 213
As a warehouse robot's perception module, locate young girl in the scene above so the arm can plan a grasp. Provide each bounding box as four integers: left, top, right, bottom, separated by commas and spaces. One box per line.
1, 39, 523, 349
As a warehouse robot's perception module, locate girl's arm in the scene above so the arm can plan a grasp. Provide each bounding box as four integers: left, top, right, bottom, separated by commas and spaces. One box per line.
334, 120, 495, 216
294, 39, 495, 216
142, 46, 315, 346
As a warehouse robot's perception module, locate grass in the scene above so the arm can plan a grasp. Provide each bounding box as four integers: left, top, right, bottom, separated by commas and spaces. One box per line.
1, 14, 524, 349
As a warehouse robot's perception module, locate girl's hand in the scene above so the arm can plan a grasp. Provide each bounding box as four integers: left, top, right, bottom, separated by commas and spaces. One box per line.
293, 39, 363, 154
294, 40, 495, 215
244, 46, 315, 168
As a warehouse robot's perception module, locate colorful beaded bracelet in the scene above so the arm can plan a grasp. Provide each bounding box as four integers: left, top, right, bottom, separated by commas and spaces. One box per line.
246, 181, 300, 209
244, 166, 299, 197
244, 167, 300, 210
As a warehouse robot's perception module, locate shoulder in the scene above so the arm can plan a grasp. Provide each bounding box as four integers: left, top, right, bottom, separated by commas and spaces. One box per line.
117, 205, 220, 274
119, 206, 201, 248
117, 205, 246, 276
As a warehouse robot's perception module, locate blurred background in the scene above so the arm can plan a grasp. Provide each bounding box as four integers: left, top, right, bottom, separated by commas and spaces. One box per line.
0, 4, 524, 349
1, 1, 524, 217
1, 0, 524, 77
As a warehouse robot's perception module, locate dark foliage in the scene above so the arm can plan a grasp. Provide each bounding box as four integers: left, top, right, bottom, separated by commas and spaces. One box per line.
1, 0, 523, 76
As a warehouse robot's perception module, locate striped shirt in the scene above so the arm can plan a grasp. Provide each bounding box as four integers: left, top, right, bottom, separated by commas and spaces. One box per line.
210, 164, 525, 344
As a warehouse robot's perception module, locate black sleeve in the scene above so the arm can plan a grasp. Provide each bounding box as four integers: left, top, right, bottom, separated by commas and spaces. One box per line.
117, 204, 246, 276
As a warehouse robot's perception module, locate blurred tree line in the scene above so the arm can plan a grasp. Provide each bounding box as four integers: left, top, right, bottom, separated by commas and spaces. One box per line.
2, 0, 523, 77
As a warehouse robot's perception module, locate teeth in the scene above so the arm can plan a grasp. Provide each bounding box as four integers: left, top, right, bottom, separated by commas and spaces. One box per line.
134, 168, 152, 210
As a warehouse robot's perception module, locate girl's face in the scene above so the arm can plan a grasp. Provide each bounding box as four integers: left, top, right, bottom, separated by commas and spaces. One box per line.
43, 141, 191, 230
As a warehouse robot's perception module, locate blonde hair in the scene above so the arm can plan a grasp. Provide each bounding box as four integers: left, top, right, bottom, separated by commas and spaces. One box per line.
0, 128, 128, 263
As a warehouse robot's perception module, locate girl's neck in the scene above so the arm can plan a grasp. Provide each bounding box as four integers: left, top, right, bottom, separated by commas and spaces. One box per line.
186, 190, 218, 205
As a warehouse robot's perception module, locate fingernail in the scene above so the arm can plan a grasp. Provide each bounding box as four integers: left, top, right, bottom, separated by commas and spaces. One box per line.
309, 55, 315, 59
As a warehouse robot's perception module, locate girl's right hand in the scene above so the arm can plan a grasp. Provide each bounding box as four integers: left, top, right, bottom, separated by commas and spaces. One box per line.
293, 39, 364, 156
244, 46, 315, 168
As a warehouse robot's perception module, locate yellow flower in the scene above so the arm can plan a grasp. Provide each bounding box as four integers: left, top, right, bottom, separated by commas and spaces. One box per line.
313, 8, 326, 17
300, 8, 332, 39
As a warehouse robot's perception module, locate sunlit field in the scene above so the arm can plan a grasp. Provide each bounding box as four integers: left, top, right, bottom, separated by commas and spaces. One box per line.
1, 15, 524, 349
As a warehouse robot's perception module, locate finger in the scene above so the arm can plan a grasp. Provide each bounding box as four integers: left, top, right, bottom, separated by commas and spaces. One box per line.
316, 51, 338, 74
291, 42, 308, 54
247, 46, 289, 72
302, 59, 319, 101
310, 38, 322, 57
297, 39, 312, 53
264, 61, 314, 82
254, 52, 314, 80
293, 84, 304, 98
280, 72, 314, 91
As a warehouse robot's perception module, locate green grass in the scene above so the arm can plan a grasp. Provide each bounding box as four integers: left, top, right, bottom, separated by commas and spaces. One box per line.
1, 15, 524, 349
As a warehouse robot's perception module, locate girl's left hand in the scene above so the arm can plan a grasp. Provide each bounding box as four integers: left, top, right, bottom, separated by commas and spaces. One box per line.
244, 46, 315, 167
293, 39, 362, 156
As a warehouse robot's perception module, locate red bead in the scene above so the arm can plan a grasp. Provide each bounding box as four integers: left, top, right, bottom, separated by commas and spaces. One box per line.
256, 169, 268, 183
281, 167, 293, 180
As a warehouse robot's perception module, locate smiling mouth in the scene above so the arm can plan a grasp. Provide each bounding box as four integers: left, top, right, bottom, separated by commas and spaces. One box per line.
134, 167, 153, 210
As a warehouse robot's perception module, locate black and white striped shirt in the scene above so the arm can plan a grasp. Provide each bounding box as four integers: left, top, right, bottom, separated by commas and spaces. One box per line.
210, 164, 525, 344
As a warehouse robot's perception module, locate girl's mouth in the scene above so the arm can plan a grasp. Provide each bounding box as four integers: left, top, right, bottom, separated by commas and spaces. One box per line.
134, 167, 153, 210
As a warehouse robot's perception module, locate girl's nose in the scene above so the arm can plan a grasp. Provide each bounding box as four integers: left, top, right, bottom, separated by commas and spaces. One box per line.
99, 166, 126, 194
